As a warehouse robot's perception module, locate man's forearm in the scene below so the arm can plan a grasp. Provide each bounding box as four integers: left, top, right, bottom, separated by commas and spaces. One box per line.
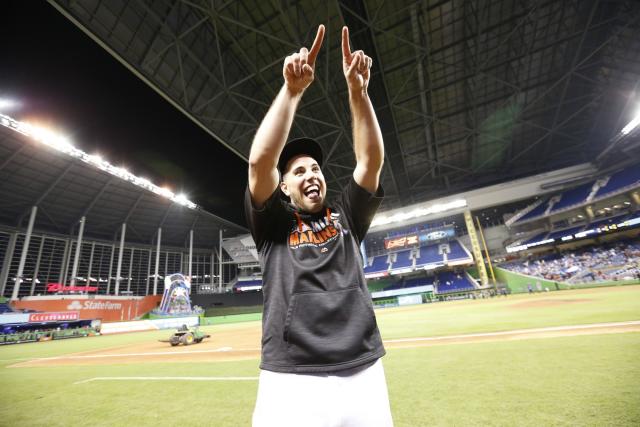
350, 90, 384, 192
248, 84, 303, 207
248, 25, 324, 207
249, 85, 304, 168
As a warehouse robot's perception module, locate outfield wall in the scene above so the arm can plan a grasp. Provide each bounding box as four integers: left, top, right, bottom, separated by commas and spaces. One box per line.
201, 312, 262, 325
100, 316, 199, 334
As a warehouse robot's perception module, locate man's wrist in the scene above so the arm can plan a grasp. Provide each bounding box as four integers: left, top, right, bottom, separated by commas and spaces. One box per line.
348, 88, 369, 106
284, 83, 305, 98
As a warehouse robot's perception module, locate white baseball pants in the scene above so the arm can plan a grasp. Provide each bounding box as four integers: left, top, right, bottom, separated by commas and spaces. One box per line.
252, 358, 393, 427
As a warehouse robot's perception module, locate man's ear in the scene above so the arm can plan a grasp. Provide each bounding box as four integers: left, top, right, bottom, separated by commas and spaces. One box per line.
280, 180, 290, 196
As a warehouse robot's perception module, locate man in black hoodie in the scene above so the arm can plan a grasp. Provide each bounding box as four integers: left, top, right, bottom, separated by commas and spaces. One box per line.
245, 25, 392, 427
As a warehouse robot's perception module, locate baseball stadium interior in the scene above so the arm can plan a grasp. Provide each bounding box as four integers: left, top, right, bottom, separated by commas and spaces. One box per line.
1, 1, 639, 426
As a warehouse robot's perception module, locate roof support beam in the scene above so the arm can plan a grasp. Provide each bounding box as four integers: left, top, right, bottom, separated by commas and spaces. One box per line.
474, 94, 601, 172
33, 162, 74, 207
48, 0, 247, 162
338, 0, 411, 202
410, 4, 438, 182
79, 177, 114, 219
0, 145, 25, 172
543, 0, 599, 154
123, 193, 145, 224
516, 8, 639, 119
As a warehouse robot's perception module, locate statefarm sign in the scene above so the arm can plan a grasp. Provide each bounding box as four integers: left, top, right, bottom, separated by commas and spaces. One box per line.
47, 283, 98, 293
29, 312, 80, 322
66, 300, 122, 311
12, 295, 161, 322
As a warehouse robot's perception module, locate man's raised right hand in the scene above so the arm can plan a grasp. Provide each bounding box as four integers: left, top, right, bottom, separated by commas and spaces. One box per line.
283, 25, 325, 94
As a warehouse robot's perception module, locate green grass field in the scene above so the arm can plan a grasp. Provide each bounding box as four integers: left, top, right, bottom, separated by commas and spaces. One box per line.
1, 285, 639, 426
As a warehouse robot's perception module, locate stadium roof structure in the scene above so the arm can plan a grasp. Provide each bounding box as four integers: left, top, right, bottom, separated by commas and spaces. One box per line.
48, 0, 640, 211
0, 124, 246, 248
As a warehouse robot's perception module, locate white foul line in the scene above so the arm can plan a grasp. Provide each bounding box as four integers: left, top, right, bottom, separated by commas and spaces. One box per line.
35, 346, 258, 362
74, 376, 259, 385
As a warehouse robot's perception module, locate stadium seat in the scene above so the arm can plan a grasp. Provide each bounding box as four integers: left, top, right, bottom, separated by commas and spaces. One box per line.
594, 167, 640, 200
436, 271, 476, 294
390, 249, 413, 270
549, 182, 593, 213
446, 240, 472, 262
364, 254, 390, 275
415, 244, 443, 268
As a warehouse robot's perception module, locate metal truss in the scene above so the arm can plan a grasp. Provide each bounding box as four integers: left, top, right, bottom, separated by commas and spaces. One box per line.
48, 0, 640, 210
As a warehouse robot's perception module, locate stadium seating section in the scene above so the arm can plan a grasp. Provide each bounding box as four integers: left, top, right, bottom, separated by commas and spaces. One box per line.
391, 249, 413, 269
381, 270, 476, 294
447, 240, 471, 261
551, 182, 593, 212
435, 271, 476, 294
501, 239, 640, 284
594, 167, 640, 199
364, 240, 473, 275
415, 244, 443, 267
512, 164, 640, 224
516, 199, 550, 223
515, 212, 639, 246
363, 254, 391, 275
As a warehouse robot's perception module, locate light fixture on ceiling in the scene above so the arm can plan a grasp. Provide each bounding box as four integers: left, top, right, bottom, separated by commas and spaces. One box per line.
621, 106, 640, 135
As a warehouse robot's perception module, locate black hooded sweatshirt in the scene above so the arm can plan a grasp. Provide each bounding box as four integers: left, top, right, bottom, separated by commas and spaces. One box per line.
244, 177, 385, 373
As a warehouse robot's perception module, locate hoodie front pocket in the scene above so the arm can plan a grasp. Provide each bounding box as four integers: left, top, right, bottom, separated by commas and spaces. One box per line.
283, 286, 380, 366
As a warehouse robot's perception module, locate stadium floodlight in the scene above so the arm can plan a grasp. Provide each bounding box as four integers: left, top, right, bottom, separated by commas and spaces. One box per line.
0, 98, 20, 111
371, 199, 467, 227
621, 107, 640, 135
0, 112, 198, 209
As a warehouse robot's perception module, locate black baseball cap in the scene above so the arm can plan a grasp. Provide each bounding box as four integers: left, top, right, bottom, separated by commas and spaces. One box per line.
277, 137, 324, 176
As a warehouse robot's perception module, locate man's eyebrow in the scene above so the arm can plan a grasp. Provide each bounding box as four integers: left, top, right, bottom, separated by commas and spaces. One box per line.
292, 162, 319, 173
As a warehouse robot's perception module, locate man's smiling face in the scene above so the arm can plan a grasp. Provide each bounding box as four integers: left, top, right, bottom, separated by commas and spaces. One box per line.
280, 154, 327, 213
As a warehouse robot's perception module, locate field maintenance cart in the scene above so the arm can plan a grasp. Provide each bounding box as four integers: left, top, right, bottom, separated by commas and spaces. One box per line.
160, 325, 210, 346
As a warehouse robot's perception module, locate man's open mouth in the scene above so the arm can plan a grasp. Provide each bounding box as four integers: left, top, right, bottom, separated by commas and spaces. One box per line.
304, 185, 320, 199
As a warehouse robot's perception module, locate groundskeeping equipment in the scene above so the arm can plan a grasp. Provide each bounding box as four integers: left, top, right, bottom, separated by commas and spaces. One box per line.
160, 325, 210, 346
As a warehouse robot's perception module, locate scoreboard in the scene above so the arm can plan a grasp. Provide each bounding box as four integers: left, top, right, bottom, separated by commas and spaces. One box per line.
384, 227, 456, 250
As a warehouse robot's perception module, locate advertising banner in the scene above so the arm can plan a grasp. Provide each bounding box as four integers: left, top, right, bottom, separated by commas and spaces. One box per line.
384, 228, 455, 249
371, 284, 434, 299
397, 294, 423, 306
28, 312, 79, 322
13, 295, 161, 322
46, 283, 98, 293
0, 313, 30, 325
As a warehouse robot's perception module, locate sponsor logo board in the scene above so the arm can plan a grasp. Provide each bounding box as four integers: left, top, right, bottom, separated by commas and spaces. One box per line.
29, 312, 80, 322
385, 228, 456, 249
47, 283, 98, 293
66, 301, 123, 311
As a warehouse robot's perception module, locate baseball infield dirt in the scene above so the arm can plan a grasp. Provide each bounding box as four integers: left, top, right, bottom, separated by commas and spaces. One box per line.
10, 321, 640, 368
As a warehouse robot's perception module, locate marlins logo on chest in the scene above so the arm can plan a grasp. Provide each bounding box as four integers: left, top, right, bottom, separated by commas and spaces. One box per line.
288, 208, 342, 249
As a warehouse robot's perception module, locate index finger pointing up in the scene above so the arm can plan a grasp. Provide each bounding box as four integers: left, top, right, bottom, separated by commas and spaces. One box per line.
307, 24, 325, 66
341, 26, 351, 59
